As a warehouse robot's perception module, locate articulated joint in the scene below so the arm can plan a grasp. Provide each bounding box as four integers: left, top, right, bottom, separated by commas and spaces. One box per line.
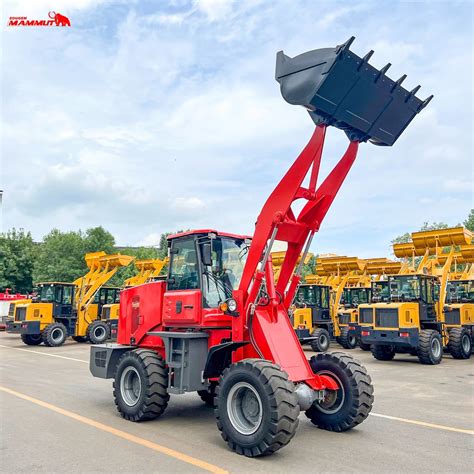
295, 383, 323, 410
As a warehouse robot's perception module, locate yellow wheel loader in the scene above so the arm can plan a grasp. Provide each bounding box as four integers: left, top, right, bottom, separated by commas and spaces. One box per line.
360, 227, 473, 364
6, 252, 134, 346
99, 257, 168, 339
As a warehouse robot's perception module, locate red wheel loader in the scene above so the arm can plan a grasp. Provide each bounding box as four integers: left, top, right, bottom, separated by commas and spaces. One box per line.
90, 37, 431, 457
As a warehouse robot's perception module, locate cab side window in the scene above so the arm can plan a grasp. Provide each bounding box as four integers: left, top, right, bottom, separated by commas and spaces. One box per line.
63, 286, 72, 305
168, 238, 199, 291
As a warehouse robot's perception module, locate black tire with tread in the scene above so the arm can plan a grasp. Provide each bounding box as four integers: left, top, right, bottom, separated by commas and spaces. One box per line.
447, 327, 471, 360
371, 344, 395, 361
21, 333, 43, 345
305, 352, 373, 431
310, 328, 330, 352
215, 359, 300, 457
42, 322, 67, 347
417, 329, 443, 365
336, 327, 357, 349
87, 320, 110, 344
113, 349, 169, 421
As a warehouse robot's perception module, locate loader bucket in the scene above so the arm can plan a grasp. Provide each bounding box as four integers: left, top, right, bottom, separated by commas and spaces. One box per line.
364, 260, 402, 275
411, 226, 473, 250
392, 243, 425, 258
275, 37, 433, 146
84, 251, 107, 269
98, 254, 135, 269
460, 244, 474, 261
318, 256, 365, 274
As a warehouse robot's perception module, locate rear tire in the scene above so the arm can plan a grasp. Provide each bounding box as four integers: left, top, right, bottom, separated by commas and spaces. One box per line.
42, 322, 67, 347
215, 359, 299, 457
87, 320, 110, 344
21, 334, 43, 346
336, 327, 357, 349
447, 328, 471, 360
310, 328, 330, 352
371, 344, 395, 361
305, 352, 374, 431
113, 349, 169, 421
417, 329, 443, 365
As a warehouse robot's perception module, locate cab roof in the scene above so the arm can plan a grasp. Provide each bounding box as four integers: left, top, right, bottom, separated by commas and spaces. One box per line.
36, 282, 76, 286
167, 229, 252, 241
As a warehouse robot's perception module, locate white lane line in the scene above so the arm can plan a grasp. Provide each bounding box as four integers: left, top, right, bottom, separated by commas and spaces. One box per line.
0, 344, 88, 364
370, 412, 474, 435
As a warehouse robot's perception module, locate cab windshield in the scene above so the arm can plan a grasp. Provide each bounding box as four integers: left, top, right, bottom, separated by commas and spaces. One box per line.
38, 284, 73, 304
341, 288, 370, 306
295, 285, 329, 309
371, 281, 390, 302
201, 237, 249, 308
447, 280, 474, 303
389, 276, 421, 301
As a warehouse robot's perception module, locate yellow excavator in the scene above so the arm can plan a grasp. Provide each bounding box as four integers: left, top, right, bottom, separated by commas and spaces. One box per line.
360, 227, 473, 364
100, 257, 168, 339
7, 252, 134, 346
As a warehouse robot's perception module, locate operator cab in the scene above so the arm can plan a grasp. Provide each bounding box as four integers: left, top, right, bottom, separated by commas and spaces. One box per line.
446, 280, 474, 303
34, 282, 75, 316
388, 274, 438, 320
167, 230, 251, 310
294, 284, 331, 322
340, 287, 371, 308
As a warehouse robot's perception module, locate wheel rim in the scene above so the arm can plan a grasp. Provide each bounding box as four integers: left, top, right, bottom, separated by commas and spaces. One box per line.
461, 334, 471, 353
51, 327, 64, 343
320, 334, 329, 350
431, 337, 441, 359
227, 382, 263, 435
349, 335, 356, 347
120, 366, 142, 407
317, 370, 345, 414
94, 325, 106, 341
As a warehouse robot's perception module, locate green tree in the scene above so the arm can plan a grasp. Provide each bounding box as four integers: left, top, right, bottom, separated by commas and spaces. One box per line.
33, 229, 87, 283
464, 209, 474, 232
0, 228, 36, 292
84, 226, 115, 254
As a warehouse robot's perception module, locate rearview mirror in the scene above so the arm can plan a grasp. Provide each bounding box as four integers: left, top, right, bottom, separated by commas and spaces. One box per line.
202, 243, 212, 267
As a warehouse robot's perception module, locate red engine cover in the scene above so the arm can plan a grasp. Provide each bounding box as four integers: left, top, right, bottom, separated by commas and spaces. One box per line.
117, 281, 165, 346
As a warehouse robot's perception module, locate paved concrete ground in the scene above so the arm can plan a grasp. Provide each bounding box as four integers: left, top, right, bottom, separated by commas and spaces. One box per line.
1, 332, 473, 473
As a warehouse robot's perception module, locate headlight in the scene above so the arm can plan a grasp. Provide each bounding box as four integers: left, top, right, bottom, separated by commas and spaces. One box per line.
227, 298, 237, 312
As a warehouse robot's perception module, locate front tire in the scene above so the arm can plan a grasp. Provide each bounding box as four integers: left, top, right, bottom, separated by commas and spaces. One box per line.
305, 352, 374, 431
42, 322, 67, 347
215, 359, 299, 457
87, 320, 110, 344
447, 328, 471, 360
21, 334, 43, 346
371, 344, 395, 361
310, 328, 330, 352
113, 349, 169, 421
336, 327, 357, 349
417, 329, 443, 365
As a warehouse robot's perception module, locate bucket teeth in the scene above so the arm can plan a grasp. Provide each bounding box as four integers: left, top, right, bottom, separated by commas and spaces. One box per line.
375, 63, 392, 82
420, 95, 434, 110
405, 85, 421, 102
336, 36, 355, 54
357, 50, 374, 71
391, 74, 407, 91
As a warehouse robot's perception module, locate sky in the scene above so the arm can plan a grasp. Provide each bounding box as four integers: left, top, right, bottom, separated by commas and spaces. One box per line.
1, 0, 473, 260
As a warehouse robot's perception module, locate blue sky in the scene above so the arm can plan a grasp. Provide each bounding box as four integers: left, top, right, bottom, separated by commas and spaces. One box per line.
1, 0, 472, 259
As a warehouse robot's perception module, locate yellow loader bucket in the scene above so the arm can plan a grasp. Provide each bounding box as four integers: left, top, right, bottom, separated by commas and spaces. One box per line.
412, 227, 473, 250
84, 251, 107, 269
98, 254, 135, 269
364, 259, 402, 275
460, 244, 474, 261
393, 243, 426, 258
318, 256, 365, 274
